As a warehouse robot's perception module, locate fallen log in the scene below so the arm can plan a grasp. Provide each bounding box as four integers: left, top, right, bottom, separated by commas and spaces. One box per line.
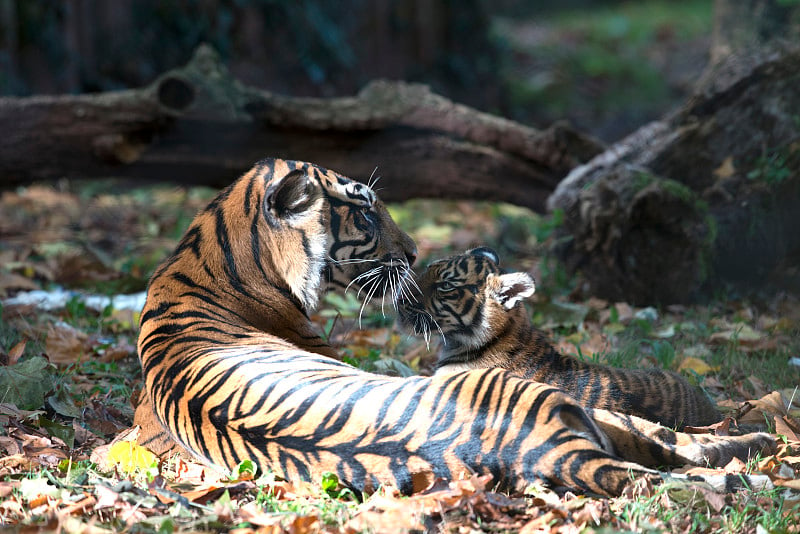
548, 48, 800, 304
0, 45, 602, 213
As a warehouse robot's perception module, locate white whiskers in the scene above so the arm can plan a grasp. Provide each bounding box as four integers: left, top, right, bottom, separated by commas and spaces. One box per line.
339, 258, 422, 328
366, 167, 381, 190
335, 257, 443, 349
417, 309, 445, 350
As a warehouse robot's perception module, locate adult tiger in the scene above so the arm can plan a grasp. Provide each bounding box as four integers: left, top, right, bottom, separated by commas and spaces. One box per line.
396, 247, 721, 428
137, 159, 773, 497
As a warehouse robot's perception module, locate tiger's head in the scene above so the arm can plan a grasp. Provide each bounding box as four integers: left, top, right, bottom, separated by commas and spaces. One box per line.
151, 158, 416, 315
260, 159, 419, 311
397, 248, 535, 351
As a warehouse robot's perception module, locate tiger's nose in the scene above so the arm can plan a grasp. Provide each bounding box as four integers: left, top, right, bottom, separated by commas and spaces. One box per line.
405, 248, 417, 266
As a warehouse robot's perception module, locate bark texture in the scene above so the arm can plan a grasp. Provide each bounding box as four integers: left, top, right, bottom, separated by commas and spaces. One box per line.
0, 45, 601, 213
548, 48, 800, 304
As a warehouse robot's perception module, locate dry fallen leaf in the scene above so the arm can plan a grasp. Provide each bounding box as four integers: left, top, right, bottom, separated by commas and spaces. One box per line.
237, 501, 289, 529
677, 356, 719, 376
46, 322, 91, 365
775, 415, 800, 442
738, 391, 789, 426
0, 271, 39, 297
347, 475, 495, 532
683, 416, 732, 436
708, 323, 763, 346
6, 340, 27, 366
713, 156, 736, 179
773, 478, 800, 490
723, 456, 747, 474
687, 484, 728, 513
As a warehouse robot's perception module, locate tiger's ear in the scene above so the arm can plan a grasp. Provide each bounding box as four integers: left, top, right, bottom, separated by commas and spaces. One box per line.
468, 247, 499, 264
487, 272, 535, 310
265, 169, 322, 221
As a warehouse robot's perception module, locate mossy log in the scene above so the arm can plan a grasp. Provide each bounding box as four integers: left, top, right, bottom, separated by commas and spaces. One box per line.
0, 45, 602, 213
548, 48, 800, 304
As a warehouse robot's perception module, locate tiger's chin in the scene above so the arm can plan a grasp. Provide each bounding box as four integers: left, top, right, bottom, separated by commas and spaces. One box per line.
396, 299, 443, 349
325, 256, 417, 323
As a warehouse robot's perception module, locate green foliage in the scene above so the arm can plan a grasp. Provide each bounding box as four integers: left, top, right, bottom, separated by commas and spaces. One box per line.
609, 305, 619, 325
233, 459, 257, 480
747, 151, 793, 185
648, 339, 676, 369
252, 473, 358, 527
321, 292, 391, 326
614, 483, 800, 533
711, 343, 797, 394
498, 0, 711, 138
37, 416, 75, 448
0, 356, 56, 410
341, 347, 379, 369
58, 459, 95, 486
320, 471, 341, 498
62, 295, 119, 331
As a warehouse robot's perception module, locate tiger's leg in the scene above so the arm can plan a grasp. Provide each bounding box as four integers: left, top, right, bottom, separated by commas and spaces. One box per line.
474, 377, 661, 496
587, 407, 777, 468
133, 388, 192, 458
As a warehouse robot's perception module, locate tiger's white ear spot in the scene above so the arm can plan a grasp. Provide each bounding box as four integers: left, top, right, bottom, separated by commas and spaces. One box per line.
488, 272, 535, 310
468, 247, 499, 264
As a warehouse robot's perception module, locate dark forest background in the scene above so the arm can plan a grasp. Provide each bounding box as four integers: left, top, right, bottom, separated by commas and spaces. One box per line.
0, 0, 712, 142
2, 0, 798, 301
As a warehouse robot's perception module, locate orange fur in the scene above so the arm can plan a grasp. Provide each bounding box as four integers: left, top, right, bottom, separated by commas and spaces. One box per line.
137, 163, 773, 496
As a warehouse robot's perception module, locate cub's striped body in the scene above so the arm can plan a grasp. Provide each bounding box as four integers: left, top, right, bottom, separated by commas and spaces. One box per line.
398, 247, 721, 428
136, 161, 773, 497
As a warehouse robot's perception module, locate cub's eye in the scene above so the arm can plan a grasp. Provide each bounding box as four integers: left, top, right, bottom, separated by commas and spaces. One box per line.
437, 281, 456, 293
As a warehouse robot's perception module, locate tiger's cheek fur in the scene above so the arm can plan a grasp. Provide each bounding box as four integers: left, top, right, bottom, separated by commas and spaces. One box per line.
261, 198, 329, 310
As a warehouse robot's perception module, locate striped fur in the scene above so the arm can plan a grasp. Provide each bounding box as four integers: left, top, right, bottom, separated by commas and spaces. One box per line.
136, 162, 773, 497
397, 247, 722, 428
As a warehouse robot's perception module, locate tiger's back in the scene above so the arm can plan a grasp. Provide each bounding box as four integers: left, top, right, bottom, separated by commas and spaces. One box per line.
136, 159, 657, 495
398, 247, 721, 428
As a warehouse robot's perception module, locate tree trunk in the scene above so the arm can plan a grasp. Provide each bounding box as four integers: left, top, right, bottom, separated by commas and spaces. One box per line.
548, 45, 800, 304
710, 0, 800, 64
0, 45, 601, 213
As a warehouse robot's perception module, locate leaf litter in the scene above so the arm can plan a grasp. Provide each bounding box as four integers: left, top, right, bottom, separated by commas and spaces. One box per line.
0, 185, 799, 532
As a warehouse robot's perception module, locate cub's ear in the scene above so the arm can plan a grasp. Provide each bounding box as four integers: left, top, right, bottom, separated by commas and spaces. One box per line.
487, 272, 535, 310
265, 169, 322, 221
468, 247, 500, 264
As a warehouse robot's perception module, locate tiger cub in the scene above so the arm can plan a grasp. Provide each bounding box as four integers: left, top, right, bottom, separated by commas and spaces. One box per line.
398, 247, 722, 428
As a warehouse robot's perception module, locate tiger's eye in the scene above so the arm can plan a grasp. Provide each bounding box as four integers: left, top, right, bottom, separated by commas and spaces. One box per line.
437, 282, 456, 293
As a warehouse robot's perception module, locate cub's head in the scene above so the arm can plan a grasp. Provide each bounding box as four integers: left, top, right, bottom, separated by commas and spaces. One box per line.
397, 248, 535, 349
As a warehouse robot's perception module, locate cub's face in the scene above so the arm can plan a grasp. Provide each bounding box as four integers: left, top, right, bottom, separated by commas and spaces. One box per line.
397, 248, 535, 348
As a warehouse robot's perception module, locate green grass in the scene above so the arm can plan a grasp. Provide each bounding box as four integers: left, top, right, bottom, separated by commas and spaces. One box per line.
2, 187, 798, 532
541, 1, 711, 43
495, 0, 713, 137
0, 303, 45, 361
612, 484, 800, 533
253, 473, 359, 528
